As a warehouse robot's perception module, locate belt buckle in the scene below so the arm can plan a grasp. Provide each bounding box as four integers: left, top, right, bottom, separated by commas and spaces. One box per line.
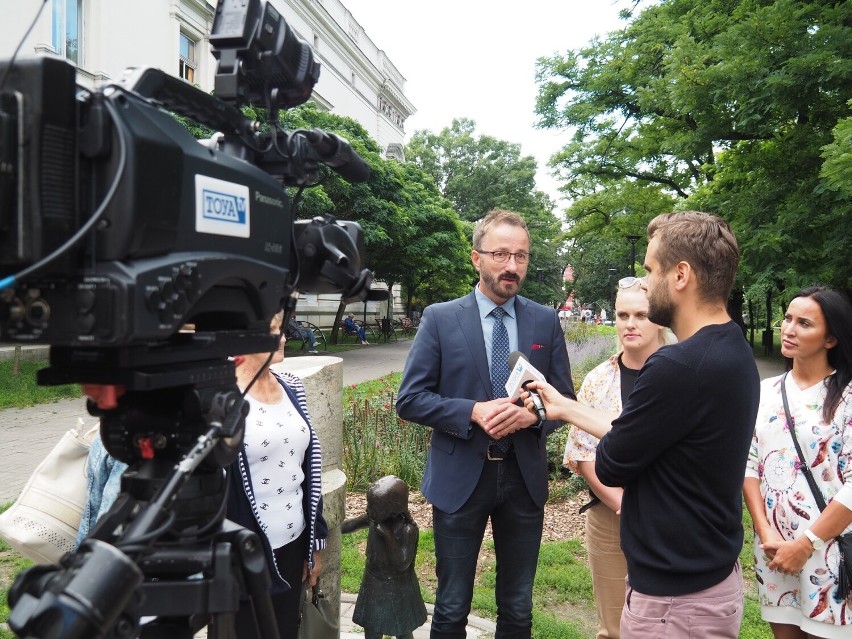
487, 444, 505, 461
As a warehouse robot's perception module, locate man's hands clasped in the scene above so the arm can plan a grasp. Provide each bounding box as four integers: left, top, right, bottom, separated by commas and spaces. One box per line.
472, 397, 538, 439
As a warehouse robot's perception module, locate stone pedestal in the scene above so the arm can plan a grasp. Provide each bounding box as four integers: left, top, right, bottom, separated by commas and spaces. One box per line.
272, 356, 345, 620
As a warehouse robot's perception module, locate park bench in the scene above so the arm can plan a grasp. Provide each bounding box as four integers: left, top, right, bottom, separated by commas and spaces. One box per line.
284, 320, 327, 352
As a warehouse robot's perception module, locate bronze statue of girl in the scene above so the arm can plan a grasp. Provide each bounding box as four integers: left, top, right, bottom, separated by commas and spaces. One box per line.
342, 476, 427, 639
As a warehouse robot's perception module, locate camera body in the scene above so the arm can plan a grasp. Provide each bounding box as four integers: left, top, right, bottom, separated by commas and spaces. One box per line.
1, 55, 293, 349
0, 0, 374, 360
3, 3, 380, 635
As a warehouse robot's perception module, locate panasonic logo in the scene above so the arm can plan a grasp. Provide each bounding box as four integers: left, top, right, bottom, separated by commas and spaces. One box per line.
255, 192, 285, 208
195, 175, 250, 238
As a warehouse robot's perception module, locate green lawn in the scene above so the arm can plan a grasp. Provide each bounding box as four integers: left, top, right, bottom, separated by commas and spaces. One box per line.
0, 359, 81, 409
339, 497, 773, 638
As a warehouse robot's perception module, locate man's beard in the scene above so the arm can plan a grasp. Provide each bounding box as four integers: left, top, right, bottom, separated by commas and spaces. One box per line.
481, 270, 524, 300
647, 280, 675, 328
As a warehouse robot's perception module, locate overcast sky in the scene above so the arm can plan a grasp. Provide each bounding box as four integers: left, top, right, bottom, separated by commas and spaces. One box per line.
340, 0, 632, 207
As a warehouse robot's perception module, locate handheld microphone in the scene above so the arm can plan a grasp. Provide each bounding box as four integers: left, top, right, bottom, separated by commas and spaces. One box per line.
522, 380, 547, 422
506, 351, 547, 421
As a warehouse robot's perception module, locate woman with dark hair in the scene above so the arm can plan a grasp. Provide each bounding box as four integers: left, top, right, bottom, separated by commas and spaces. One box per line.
76, 311, 327, 637
743, 286, 852, 637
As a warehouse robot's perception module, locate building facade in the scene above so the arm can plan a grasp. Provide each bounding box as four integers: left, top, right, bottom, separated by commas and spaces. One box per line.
1, 0, 415, 328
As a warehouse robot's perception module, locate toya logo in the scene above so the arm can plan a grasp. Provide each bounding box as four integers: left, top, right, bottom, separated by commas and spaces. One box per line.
202, 190, 247, 224
195, 176, 249, 237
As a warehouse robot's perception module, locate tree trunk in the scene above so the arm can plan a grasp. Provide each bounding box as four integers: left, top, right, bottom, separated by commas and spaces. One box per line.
12, 345, 21, 377
330, 301, 347, 344
728, 289, 746, 337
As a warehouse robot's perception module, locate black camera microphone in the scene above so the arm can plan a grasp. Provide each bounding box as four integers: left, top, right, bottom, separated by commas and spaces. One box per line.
303, 129, 370, 183
507, 351, 547, 422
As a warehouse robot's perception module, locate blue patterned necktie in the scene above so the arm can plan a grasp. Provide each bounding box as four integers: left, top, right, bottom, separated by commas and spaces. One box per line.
490, 306, 512, 451
490, 306, 510, 398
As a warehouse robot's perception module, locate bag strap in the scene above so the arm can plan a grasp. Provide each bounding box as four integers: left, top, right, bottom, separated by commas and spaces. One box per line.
578, 488, 601, 514
781, 371, 828, 512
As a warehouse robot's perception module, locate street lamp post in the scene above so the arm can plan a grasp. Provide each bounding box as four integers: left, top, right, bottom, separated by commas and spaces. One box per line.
626, 234, 641, 277
608, 268, 616, 315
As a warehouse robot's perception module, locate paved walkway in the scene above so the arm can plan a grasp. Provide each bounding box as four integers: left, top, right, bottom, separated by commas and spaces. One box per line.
0, 340, 415, 504
1, 341, 784, 638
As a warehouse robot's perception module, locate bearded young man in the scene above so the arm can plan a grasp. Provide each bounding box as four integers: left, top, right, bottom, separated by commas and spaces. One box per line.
525, 211, 760, 638
397, 209, 574, 639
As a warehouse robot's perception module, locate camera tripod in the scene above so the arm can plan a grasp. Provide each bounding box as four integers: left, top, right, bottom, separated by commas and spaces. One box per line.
8, 339, 286, 639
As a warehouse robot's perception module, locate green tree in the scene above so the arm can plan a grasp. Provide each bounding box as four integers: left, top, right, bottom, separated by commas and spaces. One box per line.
406, 118, 548, 222
393, 167, 475, 313
406, 119, 566, 307
535, 0, 852, 302
820, 104, 852, 196
558, 179, 675, 307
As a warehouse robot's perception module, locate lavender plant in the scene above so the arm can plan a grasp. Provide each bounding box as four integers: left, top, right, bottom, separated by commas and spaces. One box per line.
342, 373, 429, 491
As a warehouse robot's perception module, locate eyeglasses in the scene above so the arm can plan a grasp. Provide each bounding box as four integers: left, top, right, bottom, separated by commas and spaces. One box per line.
618, 276, 645, 288
475, 250, 531, 264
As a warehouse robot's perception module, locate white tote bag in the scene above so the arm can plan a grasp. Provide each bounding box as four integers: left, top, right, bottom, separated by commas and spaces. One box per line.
0, 418, 99, 565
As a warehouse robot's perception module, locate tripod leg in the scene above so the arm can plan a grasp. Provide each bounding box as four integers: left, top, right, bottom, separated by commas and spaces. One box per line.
234, 529, 281, 639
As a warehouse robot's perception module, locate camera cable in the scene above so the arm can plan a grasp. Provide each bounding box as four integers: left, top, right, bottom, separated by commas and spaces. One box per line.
0, 0, 48, 93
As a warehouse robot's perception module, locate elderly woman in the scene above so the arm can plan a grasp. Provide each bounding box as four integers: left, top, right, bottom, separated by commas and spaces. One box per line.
228, 310, 327, 637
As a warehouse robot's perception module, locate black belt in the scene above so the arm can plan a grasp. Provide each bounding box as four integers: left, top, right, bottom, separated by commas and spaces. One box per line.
486, 442, 515, 461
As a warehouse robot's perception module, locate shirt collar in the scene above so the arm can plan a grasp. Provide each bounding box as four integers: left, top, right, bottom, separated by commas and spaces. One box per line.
474, 285, 516, 320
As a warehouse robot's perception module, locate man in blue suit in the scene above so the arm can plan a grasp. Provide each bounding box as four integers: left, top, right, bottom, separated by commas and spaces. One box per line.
397, 209, 574, 639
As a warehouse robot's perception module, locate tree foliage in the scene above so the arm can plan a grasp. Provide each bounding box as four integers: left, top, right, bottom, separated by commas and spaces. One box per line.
820, 105, 852, 196
406, 119, 553, 221
406, 119, 566, 307
276, 106, 472, 324
535, 0, 852, 304
561, 180, 673, 310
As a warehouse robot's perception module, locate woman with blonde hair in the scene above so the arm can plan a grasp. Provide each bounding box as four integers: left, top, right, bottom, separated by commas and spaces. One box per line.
563, 276, 672, 639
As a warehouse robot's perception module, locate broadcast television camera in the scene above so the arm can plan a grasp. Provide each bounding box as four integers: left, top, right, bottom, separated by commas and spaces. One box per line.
0, 0, 384, 636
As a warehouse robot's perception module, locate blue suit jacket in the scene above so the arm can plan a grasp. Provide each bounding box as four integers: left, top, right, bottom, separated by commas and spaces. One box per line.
397, 290, 575, 513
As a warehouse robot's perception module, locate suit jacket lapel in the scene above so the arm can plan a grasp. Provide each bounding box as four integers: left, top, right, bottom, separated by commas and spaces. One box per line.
515, 296, 536, 356
457, 291, 492, 397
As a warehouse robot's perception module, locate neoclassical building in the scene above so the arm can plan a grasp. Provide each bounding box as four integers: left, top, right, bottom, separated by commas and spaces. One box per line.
1, 0, 415, 326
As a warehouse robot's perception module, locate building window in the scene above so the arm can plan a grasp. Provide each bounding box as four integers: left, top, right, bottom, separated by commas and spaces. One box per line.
52, 0, 83, 64
179, 33, 196, 84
